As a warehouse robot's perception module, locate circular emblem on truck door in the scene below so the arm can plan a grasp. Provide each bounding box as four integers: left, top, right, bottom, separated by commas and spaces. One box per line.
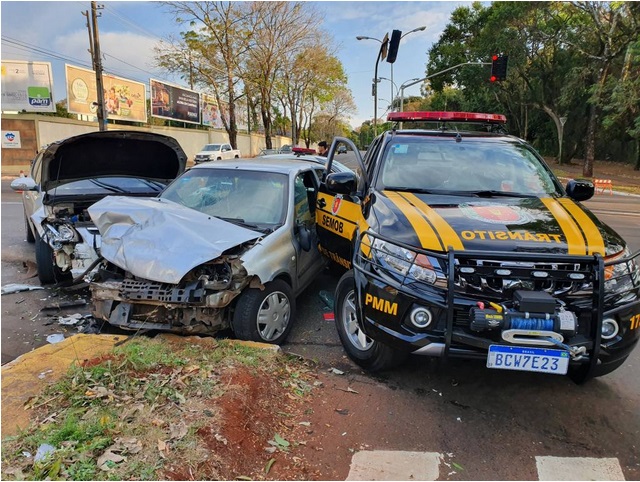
459, 202, 533, 225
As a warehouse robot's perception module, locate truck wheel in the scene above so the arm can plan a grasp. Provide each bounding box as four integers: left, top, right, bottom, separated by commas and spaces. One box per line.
24, 210, 35, 243
35, 236, 72, 285
334, 270, 407, 371
217, 157, 222, 161
232, 279, 295, 345
234, 155, 239, 158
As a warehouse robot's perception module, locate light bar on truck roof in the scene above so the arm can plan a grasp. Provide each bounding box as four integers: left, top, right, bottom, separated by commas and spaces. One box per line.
292, 147, 317, 155
387, 111, 507, 124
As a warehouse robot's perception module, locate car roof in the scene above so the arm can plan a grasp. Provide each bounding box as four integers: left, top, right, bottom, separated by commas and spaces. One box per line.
188, 157, 326, 175
250, 153, 351, 172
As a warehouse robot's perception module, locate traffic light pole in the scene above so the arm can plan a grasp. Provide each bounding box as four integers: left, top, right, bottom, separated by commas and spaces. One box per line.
399, 61, 490, 112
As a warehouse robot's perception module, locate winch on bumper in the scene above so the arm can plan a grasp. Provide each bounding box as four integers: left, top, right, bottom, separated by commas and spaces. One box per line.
90, 256, 257, 334
353, 231, 640, 379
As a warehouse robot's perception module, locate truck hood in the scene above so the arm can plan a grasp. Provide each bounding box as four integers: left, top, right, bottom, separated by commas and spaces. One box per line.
88, 196, 262, 284
40, 130, 187, 191
372, 190, 625, 256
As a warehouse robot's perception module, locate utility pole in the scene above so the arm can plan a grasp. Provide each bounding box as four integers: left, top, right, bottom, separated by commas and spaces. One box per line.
89, 1, 107, 131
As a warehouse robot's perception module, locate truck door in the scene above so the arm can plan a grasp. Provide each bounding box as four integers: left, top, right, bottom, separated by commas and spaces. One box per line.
316, 137, 368, 270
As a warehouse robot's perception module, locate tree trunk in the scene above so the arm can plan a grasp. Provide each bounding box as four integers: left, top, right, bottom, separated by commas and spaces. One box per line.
583, 101, 597, 177
635, 138, 640, 171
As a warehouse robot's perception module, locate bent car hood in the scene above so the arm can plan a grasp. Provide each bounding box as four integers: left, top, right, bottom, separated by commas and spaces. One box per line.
374, 191, 624, 256
40, 130, 187, 191
88, 196, 262, 284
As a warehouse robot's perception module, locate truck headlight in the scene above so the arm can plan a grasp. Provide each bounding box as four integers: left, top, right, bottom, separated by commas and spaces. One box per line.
604, 248, 639, 295
371, 239, 446, 287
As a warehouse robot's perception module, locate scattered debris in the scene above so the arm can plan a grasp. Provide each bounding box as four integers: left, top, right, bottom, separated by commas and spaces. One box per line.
38, 369, 54, 380
334, 408, 349, 415
46, 334, 65, 344
318, 290, 334, 310
41, 300, 88, 310
328, 368, 344, 375
34, 443, 55, 462
336, 387, 359, 394
322, 312, 335, 322
57, 313, 85, 326
1, 283, 44, 295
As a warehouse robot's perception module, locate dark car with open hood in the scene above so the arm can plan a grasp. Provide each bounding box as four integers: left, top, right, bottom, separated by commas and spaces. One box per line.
10, 130, 187, 285
316, 111, 640, 383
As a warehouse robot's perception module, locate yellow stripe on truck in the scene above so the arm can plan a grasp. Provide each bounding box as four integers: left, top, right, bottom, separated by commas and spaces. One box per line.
384, 191, 444, 251
400, 192, 465, 251
557, 198, 605, 255
540, 198, 586, 255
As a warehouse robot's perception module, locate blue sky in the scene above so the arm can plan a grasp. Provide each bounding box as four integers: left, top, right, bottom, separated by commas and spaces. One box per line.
1, 1, 472, 128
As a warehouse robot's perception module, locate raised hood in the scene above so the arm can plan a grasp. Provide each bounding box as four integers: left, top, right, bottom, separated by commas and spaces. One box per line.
88, 196, 262, 284
40, 130, 187, 191
374, 191, 625, 257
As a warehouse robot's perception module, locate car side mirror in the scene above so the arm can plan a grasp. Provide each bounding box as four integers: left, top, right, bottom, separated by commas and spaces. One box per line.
565, 179, 594, 202
325, 171, 357, 196
296, 222, 312, 251
10, 176, 37, 192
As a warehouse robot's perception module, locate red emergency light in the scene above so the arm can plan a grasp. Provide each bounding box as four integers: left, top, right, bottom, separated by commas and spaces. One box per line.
292, 146, 316, 155
387, 111, 507, 124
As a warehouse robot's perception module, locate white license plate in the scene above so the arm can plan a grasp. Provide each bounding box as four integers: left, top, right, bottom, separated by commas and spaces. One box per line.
487, 345, 570, 375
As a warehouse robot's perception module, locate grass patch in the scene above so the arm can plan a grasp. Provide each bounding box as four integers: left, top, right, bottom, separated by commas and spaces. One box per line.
1, 337, 314, 481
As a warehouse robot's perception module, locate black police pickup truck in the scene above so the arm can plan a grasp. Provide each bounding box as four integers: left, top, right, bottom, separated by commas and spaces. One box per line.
317, 111, 640, 383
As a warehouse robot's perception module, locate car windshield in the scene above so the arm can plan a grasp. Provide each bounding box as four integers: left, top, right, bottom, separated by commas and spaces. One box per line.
379, 136, 560, 196
46, 177, 166, 196
202, 144, 221, 151
161, 168, 288, 226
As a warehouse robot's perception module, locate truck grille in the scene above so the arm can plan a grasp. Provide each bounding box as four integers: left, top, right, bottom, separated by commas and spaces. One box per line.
454, 259, 594, 301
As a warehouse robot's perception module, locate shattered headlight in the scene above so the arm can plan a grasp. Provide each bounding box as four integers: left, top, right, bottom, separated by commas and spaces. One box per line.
371, 238, 446, 288
44, 223, 79, 248
604, 248, 640, 296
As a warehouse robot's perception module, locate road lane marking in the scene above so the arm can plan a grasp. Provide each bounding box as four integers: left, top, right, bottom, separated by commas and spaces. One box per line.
346, 451, 440, 481
590, 210, 640, 217
536, 456, 625, 481
2, 202, 23, 205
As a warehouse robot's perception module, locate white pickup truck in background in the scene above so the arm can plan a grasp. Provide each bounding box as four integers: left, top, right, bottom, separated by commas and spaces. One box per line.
194, 143, 241, 163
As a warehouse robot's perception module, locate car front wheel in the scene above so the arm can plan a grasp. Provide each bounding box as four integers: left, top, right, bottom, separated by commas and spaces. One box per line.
232, 279, 295, 345
35, 236, 72, 285
334, 270, 407, 371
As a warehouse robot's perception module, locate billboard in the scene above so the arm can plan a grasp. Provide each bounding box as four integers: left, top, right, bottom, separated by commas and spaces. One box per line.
66, 64, 147, 123
201, 94, 248, 131
1, 60, 55, 112
151, 79, 200, 124
201, 93, 225, 129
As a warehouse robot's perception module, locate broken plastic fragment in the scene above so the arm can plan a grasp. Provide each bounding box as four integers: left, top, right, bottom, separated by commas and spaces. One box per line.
46, 334, 65, 344
34, 444, 55, 462
1, 283, 44, 295
319, 290, 334, 310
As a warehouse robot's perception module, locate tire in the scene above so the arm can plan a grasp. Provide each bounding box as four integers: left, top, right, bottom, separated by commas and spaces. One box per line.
24, 211, 35, 243
234, 155, 239, 159
217, 157, 222, 161
35, 236, 72, 285
334, 270, 407, 371
232, 279, 295, 345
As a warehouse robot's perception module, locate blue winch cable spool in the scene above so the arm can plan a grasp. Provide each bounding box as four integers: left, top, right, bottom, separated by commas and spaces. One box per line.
509, 317, 554, 331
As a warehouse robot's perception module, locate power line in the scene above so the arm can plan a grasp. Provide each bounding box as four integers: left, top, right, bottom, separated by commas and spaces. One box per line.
101, 4, 167, 42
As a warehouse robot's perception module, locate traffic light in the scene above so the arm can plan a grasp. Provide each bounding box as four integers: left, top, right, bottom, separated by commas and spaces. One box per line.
490, 54, 508, 82
386, 30, 402, 64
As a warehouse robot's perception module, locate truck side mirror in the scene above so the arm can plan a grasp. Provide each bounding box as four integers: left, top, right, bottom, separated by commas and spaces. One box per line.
325, 171, 357, 195
565, 179, 594, 202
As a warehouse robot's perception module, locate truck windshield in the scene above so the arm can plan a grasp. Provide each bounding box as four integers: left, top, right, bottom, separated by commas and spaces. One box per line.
203, 144, 221, 151
378, 136, 560, 196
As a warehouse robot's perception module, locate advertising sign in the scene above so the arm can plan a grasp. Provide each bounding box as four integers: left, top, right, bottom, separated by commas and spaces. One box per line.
1, 60, 55, 112
151, 79, 200, 124
2, 130, 22, 148
66, 64, 147, 122
201, 93, 224, 129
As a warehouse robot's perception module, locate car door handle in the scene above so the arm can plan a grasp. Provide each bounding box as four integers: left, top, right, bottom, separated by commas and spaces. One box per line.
317, 198, 326, 208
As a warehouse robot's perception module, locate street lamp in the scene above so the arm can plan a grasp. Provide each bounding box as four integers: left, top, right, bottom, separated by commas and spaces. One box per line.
357, 34, 387, 135
399, 78, 420, 112
378, 76, 398, 108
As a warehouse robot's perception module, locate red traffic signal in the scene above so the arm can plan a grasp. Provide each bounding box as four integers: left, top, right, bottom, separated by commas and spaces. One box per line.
491, 54, 508, 82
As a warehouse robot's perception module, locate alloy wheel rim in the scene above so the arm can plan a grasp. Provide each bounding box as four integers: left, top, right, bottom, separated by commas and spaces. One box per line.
342, 289, 374, 351
257, 291, 290, 341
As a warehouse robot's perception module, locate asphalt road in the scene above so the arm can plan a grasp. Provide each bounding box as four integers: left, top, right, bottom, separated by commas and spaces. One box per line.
2, 174, 640, 479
